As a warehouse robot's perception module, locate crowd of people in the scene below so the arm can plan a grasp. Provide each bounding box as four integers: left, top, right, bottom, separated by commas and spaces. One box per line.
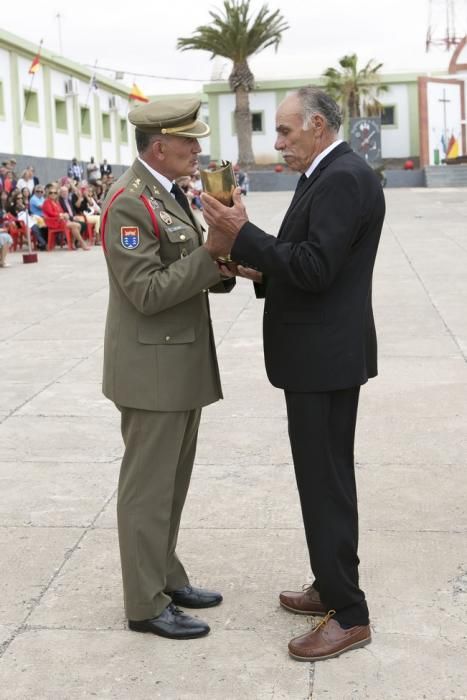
0, 157, 117, 265
0, 155, 250, 268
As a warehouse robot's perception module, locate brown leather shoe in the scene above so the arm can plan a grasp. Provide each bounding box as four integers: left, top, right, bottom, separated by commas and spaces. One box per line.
288, 611, 371, 661
279, 584, 327, 616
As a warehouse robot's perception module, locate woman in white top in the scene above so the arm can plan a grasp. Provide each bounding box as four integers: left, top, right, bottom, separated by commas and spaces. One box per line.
16, 168, 35, 195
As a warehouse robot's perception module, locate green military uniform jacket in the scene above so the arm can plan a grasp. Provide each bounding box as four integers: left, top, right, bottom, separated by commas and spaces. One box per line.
101, 158, 231, 412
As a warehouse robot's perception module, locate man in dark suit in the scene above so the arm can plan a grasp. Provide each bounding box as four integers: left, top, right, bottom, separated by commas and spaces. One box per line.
201, 86, 385, 662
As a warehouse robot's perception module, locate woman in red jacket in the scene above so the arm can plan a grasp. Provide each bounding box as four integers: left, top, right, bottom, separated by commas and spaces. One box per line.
43, 186, 90, 250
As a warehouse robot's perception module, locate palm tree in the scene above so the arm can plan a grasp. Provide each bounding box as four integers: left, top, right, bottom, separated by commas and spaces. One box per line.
322, 54, 388, 134
177, 0, 288, 168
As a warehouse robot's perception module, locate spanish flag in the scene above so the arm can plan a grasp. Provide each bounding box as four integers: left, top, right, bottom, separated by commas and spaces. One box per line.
447, 134, 459, 159
28, 53, 41, 74
129, 83, 149, 103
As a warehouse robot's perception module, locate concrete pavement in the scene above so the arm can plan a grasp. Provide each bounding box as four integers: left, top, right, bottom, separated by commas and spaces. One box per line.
0, 189, 466, 699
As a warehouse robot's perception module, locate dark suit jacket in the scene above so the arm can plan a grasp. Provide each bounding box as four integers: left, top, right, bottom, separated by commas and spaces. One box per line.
231, 142, 385, 393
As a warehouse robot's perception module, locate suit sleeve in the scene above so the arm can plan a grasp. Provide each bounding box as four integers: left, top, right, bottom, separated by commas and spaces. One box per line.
232, 170, 361, 293
105, 193, 222, 315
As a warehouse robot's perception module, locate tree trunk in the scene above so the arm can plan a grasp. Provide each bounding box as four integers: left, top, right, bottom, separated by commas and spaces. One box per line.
234, 87, 255, 168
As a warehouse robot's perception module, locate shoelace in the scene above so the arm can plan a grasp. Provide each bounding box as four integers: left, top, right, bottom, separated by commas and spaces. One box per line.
168, 603, 185, 616
312, 609, 336, 632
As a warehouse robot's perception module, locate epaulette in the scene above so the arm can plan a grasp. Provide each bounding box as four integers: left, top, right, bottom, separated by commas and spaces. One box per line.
125, 176, 146, 197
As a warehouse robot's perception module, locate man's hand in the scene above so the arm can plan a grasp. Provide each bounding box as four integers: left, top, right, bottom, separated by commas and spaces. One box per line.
202, 188, 248, 259
238, 265, 263, 284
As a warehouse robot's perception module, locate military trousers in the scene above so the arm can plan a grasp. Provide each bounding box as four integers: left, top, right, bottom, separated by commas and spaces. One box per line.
116, 404, 201, 621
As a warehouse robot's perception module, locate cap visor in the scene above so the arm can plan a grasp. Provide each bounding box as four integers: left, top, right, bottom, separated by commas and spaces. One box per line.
175, 120, 210, 138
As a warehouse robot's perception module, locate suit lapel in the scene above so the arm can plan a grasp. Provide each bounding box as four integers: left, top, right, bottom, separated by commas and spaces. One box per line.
278, 142, 352, 238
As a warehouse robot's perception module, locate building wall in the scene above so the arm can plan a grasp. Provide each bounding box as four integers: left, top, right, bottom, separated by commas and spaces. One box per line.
208, 76, 425, 163
0, 28, 136, 169
217, 91, 278, 164
380, 84, 411, 158
0, 48, 14, 152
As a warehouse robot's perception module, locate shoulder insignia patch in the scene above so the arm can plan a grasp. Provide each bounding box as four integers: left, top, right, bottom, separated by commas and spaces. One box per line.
121, 226, 140, 249
130, 178, 141, 190
160, 211, 172, 225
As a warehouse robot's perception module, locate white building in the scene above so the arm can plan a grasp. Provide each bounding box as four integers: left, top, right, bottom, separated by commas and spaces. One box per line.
0, 28, 136, 166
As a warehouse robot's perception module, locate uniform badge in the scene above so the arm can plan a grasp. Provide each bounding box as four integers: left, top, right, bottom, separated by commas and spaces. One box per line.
130, 178, 141, 190
149, 196, 159, 209
160, 211, 172, 225
153, 185, 160, 195
121, 226, 140, 249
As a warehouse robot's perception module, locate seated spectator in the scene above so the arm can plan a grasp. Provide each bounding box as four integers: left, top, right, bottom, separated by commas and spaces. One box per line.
0, 167, 16, 195
17, 168, 35, 195
0, 163, 8, 192
7, 190, 46, 250
43, 186, 90, 250
58, 185, 87, 236
71, 184, 101, 243
0, 228, 13, 267
28, 185, 47, 243
87, 156, 100, 184
233, 164, 249, 195
30, 185, 45, 218
190, 172, 203, 210
93, 181, 104, 206
83, 185, 102, 244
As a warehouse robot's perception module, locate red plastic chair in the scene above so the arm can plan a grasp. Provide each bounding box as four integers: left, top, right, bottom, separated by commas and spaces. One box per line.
4, 219, 19, 251
44, 217, 73, 251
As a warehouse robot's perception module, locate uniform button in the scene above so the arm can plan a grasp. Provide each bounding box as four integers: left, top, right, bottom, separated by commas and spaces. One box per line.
165, 335, 171, 342
180, 234, 186, 241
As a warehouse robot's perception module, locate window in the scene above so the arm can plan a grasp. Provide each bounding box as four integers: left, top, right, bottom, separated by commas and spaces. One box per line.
251, 112, 263, 132
232, 110, 264, 134
0, 82, 4, 116
55, 99, 67, 131
381, 105, 396, 126
81, 107, 91, 135
24, 89, 39, 123
120, 118, 128, 143
102, 113, 111, 140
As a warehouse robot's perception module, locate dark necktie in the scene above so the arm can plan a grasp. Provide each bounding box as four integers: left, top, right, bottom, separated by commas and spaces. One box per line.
296, 173, 307, 191
171, 182, 192, 219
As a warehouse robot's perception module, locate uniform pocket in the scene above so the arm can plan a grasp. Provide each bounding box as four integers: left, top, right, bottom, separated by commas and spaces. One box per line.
138, 325, 195, 344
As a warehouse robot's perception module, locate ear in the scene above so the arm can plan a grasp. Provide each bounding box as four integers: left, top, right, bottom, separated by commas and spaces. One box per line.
313, 114, 326, 135
151, 138, 165, 160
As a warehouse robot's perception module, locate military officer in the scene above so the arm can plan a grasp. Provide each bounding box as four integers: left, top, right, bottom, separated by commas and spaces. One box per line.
101, 97, 233, 639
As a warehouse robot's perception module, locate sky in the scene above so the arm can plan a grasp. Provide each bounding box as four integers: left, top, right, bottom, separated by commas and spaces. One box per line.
2, 0, 467, 95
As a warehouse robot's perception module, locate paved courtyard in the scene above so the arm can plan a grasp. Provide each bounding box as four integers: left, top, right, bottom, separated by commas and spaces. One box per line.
0, 188, 466, 699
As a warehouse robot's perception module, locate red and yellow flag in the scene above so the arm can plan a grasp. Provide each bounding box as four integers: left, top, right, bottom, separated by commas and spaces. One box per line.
447, 134, 459, 159
28, 53, 41, 74
129, 83, 149, 103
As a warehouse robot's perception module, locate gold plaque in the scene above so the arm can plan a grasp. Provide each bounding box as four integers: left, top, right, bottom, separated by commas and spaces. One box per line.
200, 160, 236, 207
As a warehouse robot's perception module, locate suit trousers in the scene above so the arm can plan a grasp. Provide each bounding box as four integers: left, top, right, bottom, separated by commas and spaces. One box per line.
284, 387, 369, 626
116, 405, 201, 620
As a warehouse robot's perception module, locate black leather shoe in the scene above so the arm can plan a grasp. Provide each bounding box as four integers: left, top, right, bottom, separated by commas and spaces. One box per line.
168, 585, 223, 609
128, 603, 210, 639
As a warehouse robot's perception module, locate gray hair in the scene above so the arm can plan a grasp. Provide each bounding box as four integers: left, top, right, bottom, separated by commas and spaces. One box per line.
295, 86, 342, 133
